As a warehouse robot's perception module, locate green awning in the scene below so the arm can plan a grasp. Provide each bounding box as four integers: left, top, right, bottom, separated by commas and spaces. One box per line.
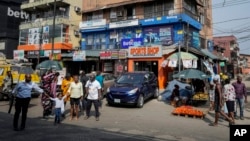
85, 50, 101, 57
201, 49, 219, 60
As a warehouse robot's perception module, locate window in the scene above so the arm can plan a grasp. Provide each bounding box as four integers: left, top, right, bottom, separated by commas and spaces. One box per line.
126, 6, 135, 19
144, 0, 174, 18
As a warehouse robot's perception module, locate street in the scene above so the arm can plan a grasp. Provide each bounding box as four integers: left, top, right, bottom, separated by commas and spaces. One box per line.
0, 78, 250, 141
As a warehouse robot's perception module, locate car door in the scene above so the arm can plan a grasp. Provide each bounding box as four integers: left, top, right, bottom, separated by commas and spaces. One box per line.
142, 74, 152, 99
149, 72, 157, 96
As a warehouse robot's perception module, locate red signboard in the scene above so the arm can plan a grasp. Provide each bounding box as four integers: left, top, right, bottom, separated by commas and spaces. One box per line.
117, 65, 123, 72
100, 51, 112, 59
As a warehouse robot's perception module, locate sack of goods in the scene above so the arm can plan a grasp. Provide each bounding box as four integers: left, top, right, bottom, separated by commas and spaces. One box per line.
192, 92, 209, 100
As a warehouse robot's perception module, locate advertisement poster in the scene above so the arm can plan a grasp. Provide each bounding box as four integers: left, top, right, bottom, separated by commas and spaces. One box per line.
73, 51, 86, 61
43, 26, 49, 44
144, 26, 172, 46
121, 38, 143, 49
28, 28, 40, 45
13, 50, 24, 60
192, 31, 200, 48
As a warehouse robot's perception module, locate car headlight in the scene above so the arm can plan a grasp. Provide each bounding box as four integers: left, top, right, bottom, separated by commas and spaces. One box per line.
127, 88, 138, 95
107, 87, 110, 93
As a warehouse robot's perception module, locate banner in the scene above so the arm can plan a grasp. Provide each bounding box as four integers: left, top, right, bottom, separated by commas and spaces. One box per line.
13, 50, 24, 60
73, 50, 86, 61
121, 38, 143, 49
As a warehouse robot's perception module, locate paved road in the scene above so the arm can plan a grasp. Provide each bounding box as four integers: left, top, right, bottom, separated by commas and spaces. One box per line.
0, 77, 250, 141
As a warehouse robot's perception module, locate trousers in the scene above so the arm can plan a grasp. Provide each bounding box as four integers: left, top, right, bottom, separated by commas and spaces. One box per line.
13, 97, 31, 129
86, 99, 100, 117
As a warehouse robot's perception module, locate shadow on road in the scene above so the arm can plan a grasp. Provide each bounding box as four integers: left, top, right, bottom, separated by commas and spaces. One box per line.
0, 112, 172, 141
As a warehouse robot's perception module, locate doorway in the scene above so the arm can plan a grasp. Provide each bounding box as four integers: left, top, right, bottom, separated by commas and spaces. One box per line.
134, 61, 158, 76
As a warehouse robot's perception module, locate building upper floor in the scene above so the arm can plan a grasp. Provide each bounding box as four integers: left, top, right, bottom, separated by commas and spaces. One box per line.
19, 0, 82, 29
81, 0, 207, 28
213, 35, 239, 62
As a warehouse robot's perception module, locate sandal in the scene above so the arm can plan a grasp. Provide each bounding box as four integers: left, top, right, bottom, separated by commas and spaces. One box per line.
209, 123, 218, 126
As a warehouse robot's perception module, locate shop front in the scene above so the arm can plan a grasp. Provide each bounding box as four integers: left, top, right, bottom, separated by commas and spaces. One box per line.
100, 50, 127, 76
127, 45, 167, 90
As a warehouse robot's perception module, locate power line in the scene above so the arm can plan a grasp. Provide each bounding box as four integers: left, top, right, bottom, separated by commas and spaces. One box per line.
213, 17, 250, 24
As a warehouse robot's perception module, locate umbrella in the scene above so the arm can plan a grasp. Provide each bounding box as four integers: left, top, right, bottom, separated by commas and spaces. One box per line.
36, 60, 63, 70
167, 52, 198, 60
173, 69, 209, 79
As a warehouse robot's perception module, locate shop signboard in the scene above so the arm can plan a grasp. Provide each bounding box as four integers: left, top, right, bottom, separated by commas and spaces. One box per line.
13, 50, 24, 60
192, 31, 200, 48
72, 50, 86, 61
116, 65, 123, 72
44, 50, 61, 57
100, 51, 112, 59
79, 19, 106, 30
128, 46, 162, 58
121, 38, 143, 49
100, 50, 127, 59
144, 26, 173, 46
109, 19, 139, 29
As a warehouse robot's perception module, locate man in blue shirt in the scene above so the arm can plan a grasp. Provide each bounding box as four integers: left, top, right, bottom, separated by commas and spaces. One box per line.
95, 71, 104, 88
12, 74, 43, 131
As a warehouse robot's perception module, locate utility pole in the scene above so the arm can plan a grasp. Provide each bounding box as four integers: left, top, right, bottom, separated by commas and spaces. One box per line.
186, 22, 189, 52
51, 0, 57, 59
178, 41, 181, 73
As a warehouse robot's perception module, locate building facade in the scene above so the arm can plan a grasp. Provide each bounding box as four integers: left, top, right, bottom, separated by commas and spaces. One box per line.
18, 0, 82, 70
213, 35, 239, 77
0, 0, 26, 58
80, 0, 212, 89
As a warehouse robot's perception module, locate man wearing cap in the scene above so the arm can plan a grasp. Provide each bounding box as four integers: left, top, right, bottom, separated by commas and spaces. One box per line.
232, 75, 247, 120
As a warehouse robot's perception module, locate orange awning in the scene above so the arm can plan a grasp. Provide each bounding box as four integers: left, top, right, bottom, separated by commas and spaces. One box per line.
18, 43, 73, 51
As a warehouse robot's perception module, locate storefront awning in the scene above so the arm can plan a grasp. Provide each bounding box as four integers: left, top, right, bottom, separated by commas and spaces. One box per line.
162, 46, 177, 55
201, 49, 219, 60
18, 43, 73, 51
182, 47, 205, 57
166, 52, 198, 60
80, 27, 107, 33
86, 50, 101, 57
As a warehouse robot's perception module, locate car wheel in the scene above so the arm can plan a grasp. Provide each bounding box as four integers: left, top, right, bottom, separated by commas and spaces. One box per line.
0, 93, 4, 101
153, 87, 159, 98
108, 101, 113, 106
136, 94, 144, 108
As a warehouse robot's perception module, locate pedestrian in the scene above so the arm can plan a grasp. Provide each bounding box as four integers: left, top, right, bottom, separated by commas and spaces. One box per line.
3, 70, 13, 91
223, 79, 236, 124
67, 75, 83, 120
211, 75, 233, 126
12, 74, 44, 131
208, 75, 215, 111
95, 71, 104, 98
84, 73, 102, 121
45, 92, 69, 125
41, 70, 59, 118
61, 73, 73, 117
232, 75, 248, 120
79, 70, 89, 113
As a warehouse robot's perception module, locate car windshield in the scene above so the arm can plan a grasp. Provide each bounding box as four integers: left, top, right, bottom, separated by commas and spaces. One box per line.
116, 74, 143, 84
20, 67, 34, 74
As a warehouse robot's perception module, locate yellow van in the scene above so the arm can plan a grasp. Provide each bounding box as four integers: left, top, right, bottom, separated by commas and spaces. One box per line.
11, 63, 40, 85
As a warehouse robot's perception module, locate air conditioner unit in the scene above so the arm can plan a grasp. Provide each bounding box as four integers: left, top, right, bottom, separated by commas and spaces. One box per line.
74, 6, 81, 13
117, 11, 123, 17
74, 30, 80, 37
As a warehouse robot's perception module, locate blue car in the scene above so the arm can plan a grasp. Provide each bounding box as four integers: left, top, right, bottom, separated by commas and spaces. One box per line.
106, 71, 159, 108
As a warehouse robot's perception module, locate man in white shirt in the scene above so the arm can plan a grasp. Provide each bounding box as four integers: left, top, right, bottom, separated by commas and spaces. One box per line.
84, 73, 101, 121
67, 75, 83, 120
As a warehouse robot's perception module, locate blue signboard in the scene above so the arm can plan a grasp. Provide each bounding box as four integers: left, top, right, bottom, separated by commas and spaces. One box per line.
192, 31, 200, 48
121, 38, 143, 49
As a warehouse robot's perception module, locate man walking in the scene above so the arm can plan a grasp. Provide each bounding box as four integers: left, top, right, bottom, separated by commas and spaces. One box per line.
232, 75, 248, 120
85, 73, 101, 121
12, 74, 43, 131
79, 70, 89, 112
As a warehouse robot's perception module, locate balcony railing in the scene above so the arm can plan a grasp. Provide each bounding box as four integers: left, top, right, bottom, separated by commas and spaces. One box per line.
21, 0, 71, 9
20, 16, 69, 29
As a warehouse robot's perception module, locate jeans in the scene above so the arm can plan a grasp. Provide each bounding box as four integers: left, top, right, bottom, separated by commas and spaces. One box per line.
235, 98, 244, 117
86, 99, 99, 117
54, 108, 61, 123
13, 97, 31, 129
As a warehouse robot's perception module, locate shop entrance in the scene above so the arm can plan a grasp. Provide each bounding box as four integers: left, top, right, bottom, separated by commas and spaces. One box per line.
134, 61, 158, 76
